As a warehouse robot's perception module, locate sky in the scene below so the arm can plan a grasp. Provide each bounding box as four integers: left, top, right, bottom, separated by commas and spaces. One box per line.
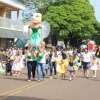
90, 0, 100, 22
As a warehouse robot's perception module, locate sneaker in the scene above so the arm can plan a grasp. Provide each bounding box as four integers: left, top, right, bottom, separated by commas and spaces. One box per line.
69, 77, 72, 81
37, 80, 41, 82
27, 79, 31, 82
92, 75, 96, 78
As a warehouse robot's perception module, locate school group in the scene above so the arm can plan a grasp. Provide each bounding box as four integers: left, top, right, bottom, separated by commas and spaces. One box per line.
0, 43, 100, 81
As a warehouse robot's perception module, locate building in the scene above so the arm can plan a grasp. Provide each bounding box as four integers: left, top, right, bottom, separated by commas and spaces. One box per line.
0, 0, 25, 48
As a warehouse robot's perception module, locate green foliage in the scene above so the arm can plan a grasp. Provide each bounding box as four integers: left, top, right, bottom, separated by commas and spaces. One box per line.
43, 0, 96, 43
92, 21, 100, 44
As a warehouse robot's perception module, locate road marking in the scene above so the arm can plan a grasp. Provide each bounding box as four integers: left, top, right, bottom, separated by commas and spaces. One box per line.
0, 80, 49, 100
0, 82, 35, 96
0, 82, 31, 94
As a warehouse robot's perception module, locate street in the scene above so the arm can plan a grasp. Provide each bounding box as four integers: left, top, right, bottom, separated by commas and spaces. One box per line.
0, 71, 100, 100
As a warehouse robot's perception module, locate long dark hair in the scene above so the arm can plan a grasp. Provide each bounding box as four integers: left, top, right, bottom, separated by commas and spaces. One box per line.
62, 51, 66, 59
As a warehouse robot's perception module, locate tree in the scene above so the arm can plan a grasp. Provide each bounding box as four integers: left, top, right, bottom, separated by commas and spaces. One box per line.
43, 0, 97, 46
20, 0, 99, 46
92, 21, 100, 44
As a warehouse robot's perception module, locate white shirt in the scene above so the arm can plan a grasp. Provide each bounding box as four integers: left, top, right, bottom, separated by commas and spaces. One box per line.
83, 52, 92, 62
39, 51, 46, 64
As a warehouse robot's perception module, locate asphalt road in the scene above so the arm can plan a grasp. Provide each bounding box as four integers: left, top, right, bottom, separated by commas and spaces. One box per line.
0, 71, 100, 100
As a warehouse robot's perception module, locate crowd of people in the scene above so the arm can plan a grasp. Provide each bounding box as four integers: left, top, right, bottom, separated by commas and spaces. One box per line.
0, 43, 100, 81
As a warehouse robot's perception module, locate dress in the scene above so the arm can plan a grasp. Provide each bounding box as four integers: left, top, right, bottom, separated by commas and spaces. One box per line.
91, 59, 98, 70
20, 55, 25, 69
68, 62, 74, 72
12, 56, 21, 71
30, 28, 41, 46
59, 59, 68, 74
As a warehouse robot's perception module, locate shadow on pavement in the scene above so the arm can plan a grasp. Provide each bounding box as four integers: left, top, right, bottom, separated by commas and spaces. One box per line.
0, 96, 55, 100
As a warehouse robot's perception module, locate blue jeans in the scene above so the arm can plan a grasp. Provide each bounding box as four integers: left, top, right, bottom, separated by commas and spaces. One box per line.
27, 61, 37, 80
50, 61, 56, 76
37, 63, 45, 80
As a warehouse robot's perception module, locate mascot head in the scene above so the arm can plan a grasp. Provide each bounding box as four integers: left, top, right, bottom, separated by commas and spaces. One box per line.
30, 13, 42, 28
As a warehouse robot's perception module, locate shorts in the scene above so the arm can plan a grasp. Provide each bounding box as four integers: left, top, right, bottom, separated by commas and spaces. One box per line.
82, 62, 90, 70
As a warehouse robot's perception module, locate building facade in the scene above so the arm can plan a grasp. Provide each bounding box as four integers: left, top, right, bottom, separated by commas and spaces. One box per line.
0, 0, 25, 48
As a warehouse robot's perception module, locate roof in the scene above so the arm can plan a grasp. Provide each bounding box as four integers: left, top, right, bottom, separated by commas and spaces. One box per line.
0, 0, 25, 10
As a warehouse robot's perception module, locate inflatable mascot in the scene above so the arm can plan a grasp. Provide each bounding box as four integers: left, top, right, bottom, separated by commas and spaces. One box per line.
29, 13, 42, 47
16, 12, 50, 49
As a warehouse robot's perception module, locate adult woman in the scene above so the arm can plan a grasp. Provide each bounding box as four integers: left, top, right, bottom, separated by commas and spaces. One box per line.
25, 46, 37, 81
82, 49, 92, 78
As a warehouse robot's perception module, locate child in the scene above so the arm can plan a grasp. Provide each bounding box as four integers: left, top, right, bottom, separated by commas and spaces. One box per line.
5, 59, 12, 76
73, 55, 81, 77
12, 51, 21, 76
91, 56, 98, 78
0, 61, 5, 75
56, 54, 62, 79
68, 57, 74, 80
59, 53, 68, 79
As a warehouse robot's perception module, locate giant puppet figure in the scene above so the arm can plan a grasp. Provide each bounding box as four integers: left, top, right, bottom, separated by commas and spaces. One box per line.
29, 13, 42, 47
87, 40, 95, 51
16, 13, 50, 48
